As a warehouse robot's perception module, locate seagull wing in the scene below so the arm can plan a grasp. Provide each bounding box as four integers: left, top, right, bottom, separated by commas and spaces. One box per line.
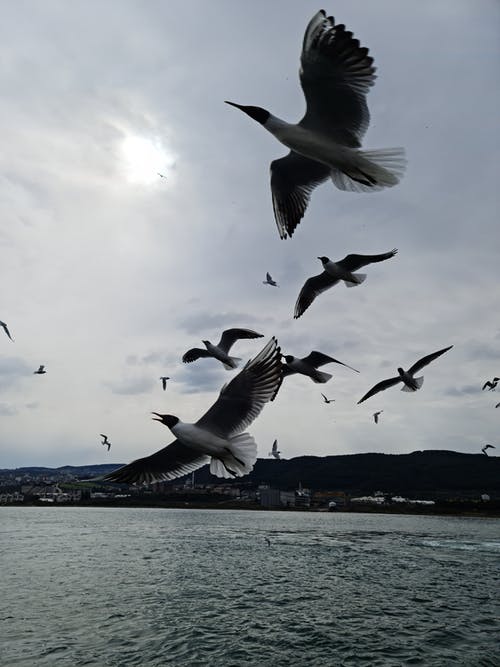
337, 248, 398, 272
294, 271, 339, 319
302, 351, 359, 372
0, 321, 14, 341
103, 440, 210, 485
270, 152, 331, 239
299, 10, 376, 146
217, 328, 264, 353
182, 348, 212, 363
407, 345, 453, 375
482, 381, 492, 390
358, 376, 402, 404
266, 272, 273, 282
196, 337, 283, 438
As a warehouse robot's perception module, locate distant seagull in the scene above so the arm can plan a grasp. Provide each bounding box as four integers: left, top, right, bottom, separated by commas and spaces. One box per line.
265, 537, 271, 547
373, 410, 383, 424
321, 393, 335, 404
160, 376, 170, 391
182, 328, 264, 370
263, 272, 278, 287
294, 249, 398, 318
104, 338, 283, 484
283, 351, 358, 384
357, 346, 453, 404
225, 10, 405, 239
481, 444, 495, 456
0, 320, 14, 341
33, 365, 46, 375
269, 439, 281, 459
482, 378, 499, 391
495, 403, 500, 409
157, 172, 167, 179
100, 434, 111, 451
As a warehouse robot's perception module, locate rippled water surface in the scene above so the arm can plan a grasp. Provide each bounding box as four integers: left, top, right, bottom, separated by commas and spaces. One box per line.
2, 507, 499, 666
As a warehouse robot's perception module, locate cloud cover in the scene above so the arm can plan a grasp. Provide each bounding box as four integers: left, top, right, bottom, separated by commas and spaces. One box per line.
0, 0, 499, 467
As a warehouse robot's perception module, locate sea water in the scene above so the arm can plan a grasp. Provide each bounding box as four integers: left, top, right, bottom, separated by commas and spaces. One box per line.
2, 507, 499, 666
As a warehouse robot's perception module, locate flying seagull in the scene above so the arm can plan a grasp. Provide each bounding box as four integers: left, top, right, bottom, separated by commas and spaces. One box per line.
482, 378, 499, 391
283, 351, 358, 384
0, 320, 14, 341
269, 439, 281, 459
157, 172, 167, 179
321, 393, 335, 404
357, 346, 453, 404
103, 338, 283, 484
373, 410, 383, 424
182, 328, 264, 370
263, 272, 278, 287
33, 365, 46, 375
294, 249, 398, 318
160, 376, 170, 391
481, 444, 495, 456
100, 434, 111, 451
495, 403, 500, 409
225, 10, 405, 239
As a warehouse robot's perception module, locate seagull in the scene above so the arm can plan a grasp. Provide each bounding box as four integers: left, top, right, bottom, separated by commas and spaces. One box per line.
294, 249, 398, 318
357, 346, 453, 404
481, 444, 495, 456
182, 328, 264, 370
33, 365, 46, 375
225, 10, 405, 239
103, 338, 283, 484
269, 439, 281, 459
160, 376, 170, 391
495, 403, 500, 409
157, 172, 167, 179
373, 410, 383, 424
0, 320, 14, 341
263, 272, 278, 287
321, 393, 335, 404
265, 537, 271, 547
482, 378, 499, 391
283, 351, 358, 384
100, 434, 111, 451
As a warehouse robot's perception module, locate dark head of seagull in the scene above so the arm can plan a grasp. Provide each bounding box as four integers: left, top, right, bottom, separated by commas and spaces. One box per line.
152, 413, 179, 429
284, 355, 295, 364
318, 256, 329, 265
202, 340, 211, 348
225, 101, 270, 125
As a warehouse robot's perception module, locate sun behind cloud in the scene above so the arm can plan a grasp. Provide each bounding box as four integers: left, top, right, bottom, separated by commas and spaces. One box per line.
120, 134, 175, 185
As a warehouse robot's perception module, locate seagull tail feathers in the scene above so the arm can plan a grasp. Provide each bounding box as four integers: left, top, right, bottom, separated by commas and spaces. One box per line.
332, 148, 406, 193
312, 370, 332, 384
344, 273, 366, 287
210, 433, 257, 478
223, 357, 242, 370
401, 376, 424, 392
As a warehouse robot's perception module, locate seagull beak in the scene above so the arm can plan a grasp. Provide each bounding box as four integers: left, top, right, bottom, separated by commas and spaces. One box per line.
151, 412, 163, 422
224, 100, 246, 111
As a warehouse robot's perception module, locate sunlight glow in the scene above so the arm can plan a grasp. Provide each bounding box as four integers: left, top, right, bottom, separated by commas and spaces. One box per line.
121, 135, 175, 185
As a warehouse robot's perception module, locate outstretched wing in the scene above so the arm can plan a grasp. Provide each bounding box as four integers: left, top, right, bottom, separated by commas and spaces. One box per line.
299, 10, 376, 146
270, 152, 330, 240
338, 248, 398, 272
302, 351, 359, 372
408, 345, 453, 375
103, 440, 210, 485
294, 271, 339, 319
357, 376, 401, 404
182, 348, 212, 364
0, 321, 14, 341
197, 337, 283, 438
217, 328, 263, 353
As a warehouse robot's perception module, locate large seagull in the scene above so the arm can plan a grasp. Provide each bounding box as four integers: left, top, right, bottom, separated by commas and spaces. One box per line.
104, 338, 283, 484
226, 10, 405, 239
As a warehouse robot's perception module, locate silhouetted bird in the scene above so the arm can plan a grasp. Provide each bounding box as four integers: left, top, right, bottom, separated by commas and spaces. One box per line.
225, 10, 405, 239
294, 249, 397, 318
358, 346, 453, 404
160, 376, 170, 391
269, 439, 281, 459
495, 403, 500, 409
482, 378, 499, 391
263, 272, 278, 287
157, 172, 167, 179
100, 434, 111, 451
182, 328, 264, 370
104, 338, 283, 484
34, 365, 46, 375
481, 444, 495, 456
321, 393, 335, 404
0, 320, 14, 341
283, 351, 358, 384
373, 410, 383, 424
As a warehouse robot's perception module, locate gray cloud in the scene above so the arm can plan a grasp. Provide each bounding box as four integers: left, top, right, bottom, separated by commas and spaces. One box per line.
105, 377, 156, 396
0, 403, 18, 416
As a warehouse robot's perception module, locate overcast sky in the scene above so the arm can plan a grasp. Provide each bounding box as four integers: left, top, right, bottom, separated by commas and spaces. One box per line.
1, 0, 499, 468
